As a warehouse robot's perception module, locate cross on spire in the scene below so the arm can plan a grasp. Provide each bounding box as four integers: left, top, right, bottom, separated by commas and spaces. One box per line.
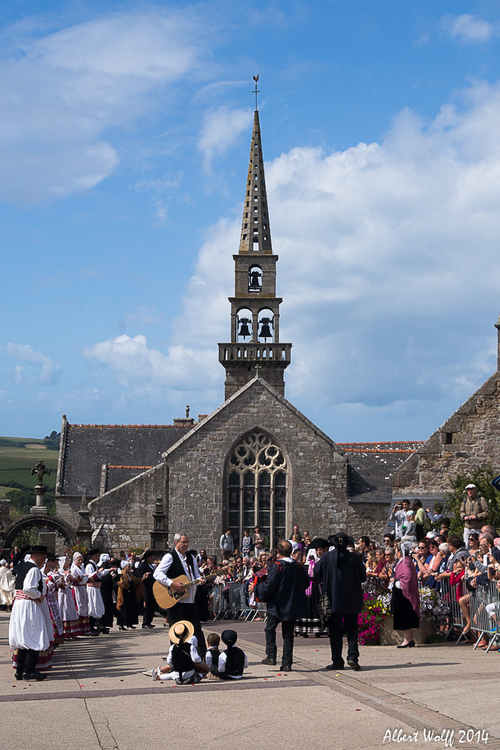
253, 74, 259, 112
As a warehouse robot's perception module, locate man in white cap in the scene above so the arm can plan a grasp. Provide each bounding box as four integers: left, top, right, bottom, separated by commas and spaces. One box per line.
460, 484, 489, 546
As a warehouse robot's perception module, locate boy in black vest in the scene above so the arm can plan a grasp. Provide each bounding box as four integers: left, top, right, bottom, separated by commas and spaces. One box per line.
205, 632, 221, 679
218, 629, 248, 680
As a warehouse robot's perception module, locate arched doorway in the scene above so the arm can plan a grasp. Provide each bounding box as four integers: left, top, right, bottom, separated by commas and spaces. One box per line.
1, 514, 77, 551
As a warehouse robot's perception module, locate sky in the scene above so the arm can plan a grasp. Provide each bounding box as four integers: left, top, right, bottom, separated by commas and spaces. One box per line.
2, 0, 500, 443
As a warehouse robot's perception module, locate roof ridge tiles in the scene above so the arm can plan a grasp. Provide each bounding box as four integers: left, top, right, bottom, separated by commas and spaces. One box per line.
107, 465, 153, 470
71, 423, 193, 429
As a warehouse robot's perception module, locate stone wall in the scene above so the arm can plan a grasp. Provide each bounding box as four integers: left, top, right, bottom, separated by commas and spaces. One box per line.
393, 372, 500, 499
55, 495, 82, 531
88, 464, 168, 553
346, 501, 392, 542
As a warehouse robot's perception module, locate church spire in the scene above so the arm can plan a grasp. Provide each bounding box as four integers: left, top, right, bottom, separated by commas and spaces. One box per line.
218, 79, 292, 400
238, 107, 273, 255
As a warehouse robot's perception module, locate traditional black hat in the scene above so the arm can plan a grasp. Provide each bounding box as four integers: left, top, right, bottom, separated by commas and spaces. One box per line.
327, 532, 350, 548
142, 549, 154, 560
309, 538, 329, 549
46, 553, 58, 562
88, 548, 100, 556
30, 545, 48, 554
221, 629, 238, 646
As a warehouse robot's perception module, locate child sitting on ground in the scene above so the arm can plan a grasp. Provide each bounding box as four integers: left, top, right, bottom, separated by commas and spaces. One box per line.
205, 632, 221, 679
144, 620, 208, 685
218, 629, 248, 680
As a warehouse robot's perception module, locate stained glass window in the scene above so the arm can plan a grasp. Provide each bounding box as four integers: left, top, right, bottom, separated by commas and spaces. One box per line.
225, 432, 287, 550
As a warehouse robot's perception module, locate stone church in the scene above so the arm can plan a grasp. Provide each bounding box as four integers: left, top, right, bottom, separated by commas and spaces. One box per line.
56, 107, 420, 554
58, 102, 500, 555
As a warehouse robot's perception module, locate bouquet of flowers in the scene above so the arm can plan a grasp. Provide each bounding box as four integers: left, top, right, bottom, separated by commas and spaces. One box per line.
65, 540, 88, 555
357, 592, 387, 645
419, 586, 449, 628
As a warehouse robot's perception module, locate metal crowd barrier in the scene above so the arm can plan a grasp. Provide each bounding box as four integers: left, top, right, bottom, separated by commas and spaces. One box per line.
469, 580, 500, 652
440, 577, 500, 649
210, 581, 267, 622
440, 578, 465, 642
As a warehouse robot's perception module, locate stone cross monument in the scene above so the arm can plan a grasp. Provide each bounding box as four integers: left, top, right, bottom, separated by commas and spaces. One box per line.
30, 459, 51, 515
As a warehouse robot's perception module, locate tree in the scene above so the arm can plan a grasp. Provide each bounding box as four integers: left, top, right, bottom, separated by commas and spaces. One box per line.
44, 431, 61, 451
444, 464, 500, 535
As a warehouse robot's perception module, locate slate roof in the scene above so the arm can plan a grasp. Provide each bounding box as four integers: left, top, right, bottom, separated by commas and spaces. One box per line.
58, 423, 194, 498
338, 442, 423, 504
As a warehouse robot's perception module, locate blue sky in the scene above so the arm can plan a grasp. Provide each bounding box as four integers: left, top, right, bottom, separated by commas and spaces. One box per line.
2, 0, 500, 442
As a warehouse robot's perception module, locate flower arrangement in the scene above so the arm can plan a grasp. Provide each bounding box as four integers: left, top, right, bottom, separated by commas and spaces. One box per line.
65, 540, 88, 555
128, 546, 144, 556
418, 586, 449, 628
357, 592, 387, 645
358, 586, 449, 644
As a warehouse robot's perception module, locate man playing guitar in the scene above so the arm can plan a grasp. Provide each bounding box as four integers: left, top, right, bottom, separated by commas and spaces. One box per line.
153, 533, 206, 656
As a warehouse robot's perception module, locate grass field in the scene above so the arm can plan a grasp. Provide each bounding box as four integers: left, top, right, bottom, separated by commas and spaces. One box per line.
0, 437, 58, 498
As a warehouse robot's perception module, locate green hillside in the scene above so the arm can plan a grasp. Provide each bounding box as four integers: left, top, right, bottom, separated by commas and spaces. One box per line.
0, 436, 59, 514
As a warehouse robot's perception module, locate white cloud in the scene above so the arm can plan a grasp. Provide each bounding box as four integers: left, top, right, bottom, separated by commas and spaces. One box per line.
444, 14, 496, 43
1, 343, 61, 384
198, 106, 253, 169
83, 334, 219, 392
0, 9, 213, 201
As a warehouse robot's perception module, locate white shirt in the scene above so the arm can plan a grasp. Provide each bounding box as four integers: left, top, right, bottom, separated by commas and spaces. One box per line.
153, 550, 201, 605
390, 509, 408, 538
9, 561, 51, 652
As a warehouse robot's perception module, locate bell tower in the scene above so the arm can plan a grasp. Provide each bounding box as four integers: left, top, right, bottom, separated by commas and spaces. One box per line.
218, 78, 292, 400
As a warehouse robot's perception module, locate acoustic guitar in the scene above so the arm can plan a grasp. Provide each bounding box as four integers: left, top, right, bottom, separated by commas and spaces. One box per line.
153, 569, 228, 610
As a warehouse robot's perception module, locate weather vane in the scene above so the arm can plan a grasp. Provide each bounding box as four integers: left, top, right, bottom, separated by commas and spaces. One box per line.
253, 73, 260, 111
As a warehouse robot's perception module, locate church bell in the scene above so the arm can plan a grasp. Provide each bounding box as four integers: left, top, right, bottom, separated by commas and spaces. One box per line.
258, 318, 273, 341
238, 317, 251, 339
249, 270, 262, 290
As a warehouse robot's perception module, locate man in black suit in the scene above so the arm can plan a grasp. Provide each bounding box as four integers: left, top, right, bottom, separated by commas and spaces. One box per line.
314, 532, 366, 671
252, 539, 308, 671
136, 550, 156, 629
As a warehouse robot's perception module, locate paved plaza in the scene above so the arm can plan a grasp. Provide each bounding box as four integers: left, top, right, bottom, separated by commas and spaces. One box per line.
1, 610, 500, 750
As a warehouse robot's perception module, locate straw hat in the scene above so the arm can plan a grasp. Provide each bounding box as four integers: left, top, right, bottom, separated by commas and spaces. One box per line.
168, 620, 194, 644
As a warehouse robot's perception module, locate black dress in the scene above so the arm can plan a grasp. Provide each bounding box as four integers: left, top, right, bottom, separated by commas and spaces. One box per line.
117, 574, 140, 627
295, 560, 327, 637
392, 585, 420, 630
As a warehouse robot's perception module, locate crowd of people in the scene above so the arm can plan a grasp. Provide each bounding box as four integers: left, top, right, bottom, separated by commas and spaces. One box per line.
3, 483, 500, 682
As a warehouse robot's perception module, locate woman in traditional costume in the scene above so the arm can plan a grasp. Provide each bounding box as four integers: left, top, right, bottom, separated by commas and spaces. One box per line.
295, 538, 329, 638
116, 563, 143, 630
42, 556, 64, 647
71, 552, 90, 635
57, 555, 81, 638
99, 553, 117, 631
0, 560, 15, 610
392, 540, 420, 648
